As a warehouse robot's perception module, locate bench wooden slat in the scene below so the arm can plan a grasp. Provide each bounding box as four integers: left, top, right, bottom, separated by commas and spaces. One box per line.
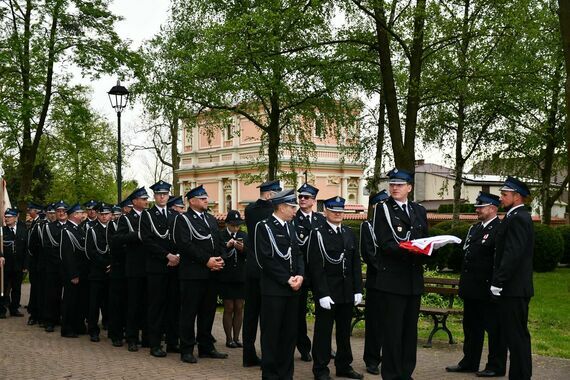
423, 277, 460, 286
423, 286, 458, 296
420, 307, 463, 315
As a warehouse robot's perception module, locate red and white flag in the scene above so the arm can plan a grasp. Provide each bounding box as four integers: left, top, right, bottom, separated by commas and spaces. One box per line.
399, 235, 462, 256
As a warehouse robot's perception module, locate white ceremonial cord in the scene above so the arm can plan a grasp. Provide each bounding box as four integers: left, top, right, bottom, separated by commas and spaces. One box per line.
463, 224, 475, 251
122, 215, 134, 233
44, 224, 59, 247
254, 222, 263, 269
90, 227, 109, 255
382, 202, 411, 242
66, 230, 85, 252
264, 223, 292, 261
181, 214, 214, 249
143, 210, 169, 239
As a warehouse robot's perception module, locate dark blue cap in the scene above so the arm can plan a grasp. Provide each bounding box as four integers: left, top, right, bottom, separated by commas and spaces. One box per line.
150, 180, 171, 193
119, 198, 133, 208
95, 202, 113, 213
369, 190, 389, 205
4, 208, 18, 217
54, 200, 69, 210
27, 202, 43, 211
83, 200, 98, 210
297, 183, 319, 197
186, 185, 208, 199
128, 187, 149, 200
46, 203, 56, 212
475, 192, 500, 207
324, 196, 346, 212
500, 176, 531, 197
167, 196, 184, 208
66, 203, 83, 215
387, 168, 414, 184
257, 180, 282, 193
112, 205, 122, 214
270, 189, 297, 206
225, 210, 245, 224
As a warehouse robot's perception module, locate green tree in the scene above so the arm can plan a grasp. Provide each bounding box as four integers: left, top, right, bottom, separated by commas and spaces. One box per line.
152, 0, 360, 181
0, 0, 134, 214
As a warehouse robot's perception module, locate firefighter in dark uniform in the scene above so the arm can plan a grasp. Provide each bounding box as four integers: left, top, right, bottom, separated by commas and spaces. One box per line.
0, 208, 28, 318
114, 187, 149, 352
294, 182, 326, 362
81, 200, 98, 230
491, 177, 534, 380
219, 210, 248, 348
308, 196, 363, 380
140, 180, 180, 357
26, 202, 45, 325
59, 203, 87, 337
85, 202, 113, 342
107, 198, 132, 347
446, 192, 507, 377
172, 185, 227, 364
361, 190, 389, 375
254, 189, 304, 380
374, 169, 428, 380
242, 179, 281, 367
41, 200, 69, 332
167, 196, 186, 214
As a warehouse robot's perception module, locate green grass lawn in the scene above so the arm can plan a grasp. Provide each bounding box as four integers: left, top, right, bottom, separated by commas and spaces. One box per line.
414, 268, 570, 358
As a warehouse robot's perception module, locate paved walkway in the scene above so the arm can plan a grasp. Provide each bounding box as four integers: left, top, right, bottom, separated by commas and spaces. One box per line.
1, 284, 569, 379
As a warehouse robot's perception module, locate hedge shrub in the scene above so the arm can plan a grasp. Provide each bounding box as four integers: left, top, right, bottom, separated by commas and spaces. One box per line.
555, 225, 570, 264
533, 224, 564, 272
437, 204, 476, 213
431, 223, 471, 272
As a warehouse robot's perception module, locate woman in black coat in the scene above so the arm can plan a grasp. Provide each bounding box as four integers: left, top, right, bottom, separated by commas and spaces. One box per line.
219, 210, 248, 348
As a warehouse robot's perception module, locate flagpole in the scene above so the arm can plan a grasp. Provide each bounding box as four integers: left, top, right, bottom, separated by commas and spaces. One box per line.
0, 177, 5, 297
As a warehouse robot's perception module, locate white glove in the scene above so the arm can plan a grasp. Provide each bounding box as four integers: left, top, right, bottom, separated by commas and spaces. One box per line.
354, 293, 363, 306
490, 286, 502, 296
319, 296, 335, 310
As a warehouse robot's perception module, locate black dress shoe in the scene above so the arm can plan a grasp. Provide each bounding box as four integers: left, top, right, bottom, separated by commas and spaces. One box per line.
112, 339, 123, 347
234, 340, 243, 347
300, 352, 312, 362
181, 353, 197, 363
128, 342, 139, 352
150, 347, 167, 357
446, 365, 477, 373
226, 341, 239, 348
476, 369, 504, 377
366, 365, 380, 375
243, 356, 262, 367
61, 332, 78, 338
27, 318, 38, 325
199, 350, 228, 359
45, 325, 55, 333
90, 335, 100, 342
336, 369, 364, 379
166, 345, 180, 353
10, 310, 24, 317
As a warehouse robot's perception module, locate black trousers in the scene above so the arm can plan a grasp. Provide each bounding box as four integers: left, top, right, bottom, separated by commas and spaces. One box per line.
243, 275, 262, 361
88, 279, 109, 336
499, 297, 532, 380
42, 271, 62, 326
78, 269, 90, 326
147, 272, 179, 348
379, 291, 421, 380
28, 266, 41, 319
108, 277, 127, 341
126, 276, 148, 344
179, 278, 217, 354
0, 270, 23, 315
363, 287, 382, 368
312, 302, 354, 377
296, 285, 312, 356
261, 295, 299, 380
459, 297, 507, 373
61, 280, 82, 335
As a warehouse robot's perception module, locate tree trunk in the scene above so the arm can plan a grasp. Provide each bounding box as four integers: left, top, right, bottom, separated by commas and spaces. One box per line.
369, 96, 386, 192
171, 112, 181, 196
558, 0, 570, 222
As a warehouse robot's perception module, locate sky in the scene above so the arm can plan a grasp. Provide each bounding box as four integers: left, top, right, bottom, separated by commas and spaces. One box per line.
86, 0, 171, 188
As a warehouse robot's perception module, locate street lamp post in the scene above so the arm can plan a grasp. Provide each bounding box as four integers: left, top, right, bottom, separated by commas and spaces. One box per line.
108, 80, 129, 204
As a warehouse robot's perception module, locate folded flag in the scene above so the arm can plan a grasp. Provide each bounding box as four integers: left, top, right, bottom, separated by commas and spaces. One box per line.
399, 235, 462, 256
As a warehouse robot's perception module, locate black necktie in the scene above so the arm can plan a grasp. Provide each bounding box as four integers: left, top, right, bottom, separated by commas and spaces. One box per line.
162, 208, 166, 218
402, 203, 408, 215
201, 213, 208, 226
10, 227, 15, 235
337, 226, 341, 235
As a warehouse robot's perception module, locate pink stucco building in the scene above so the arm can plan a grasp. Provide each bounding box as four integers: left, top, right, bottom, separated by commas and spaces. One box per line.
176, 115, 366, 213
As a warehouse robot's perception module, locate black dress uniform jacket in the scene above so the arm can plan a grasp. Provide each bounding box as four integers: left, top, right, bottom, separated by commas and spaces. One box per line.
308, 223, 362, 303
109, 220, 126, 279
41, 221, 67, 274
140, 206, 175, 274
1, 222, 28, 272
254, 216, 305, 296
60, 221, 86, 282
115, 210, 145, 278
85, 222, 111, 281
374, 198, 429, 295
244, 199, 273, 278
492, 207, 534, 297
459, 218, 500, 299
360, 220, 379, 290
294, 210, 327, 282
219, 229, 248, 283
172, 209, 224, 279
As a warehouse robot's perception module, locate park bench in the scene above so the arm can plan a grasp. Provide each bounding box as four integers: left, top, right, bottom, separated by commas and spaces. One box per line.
351, 276, 464, 345
420, 277, 463, 348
